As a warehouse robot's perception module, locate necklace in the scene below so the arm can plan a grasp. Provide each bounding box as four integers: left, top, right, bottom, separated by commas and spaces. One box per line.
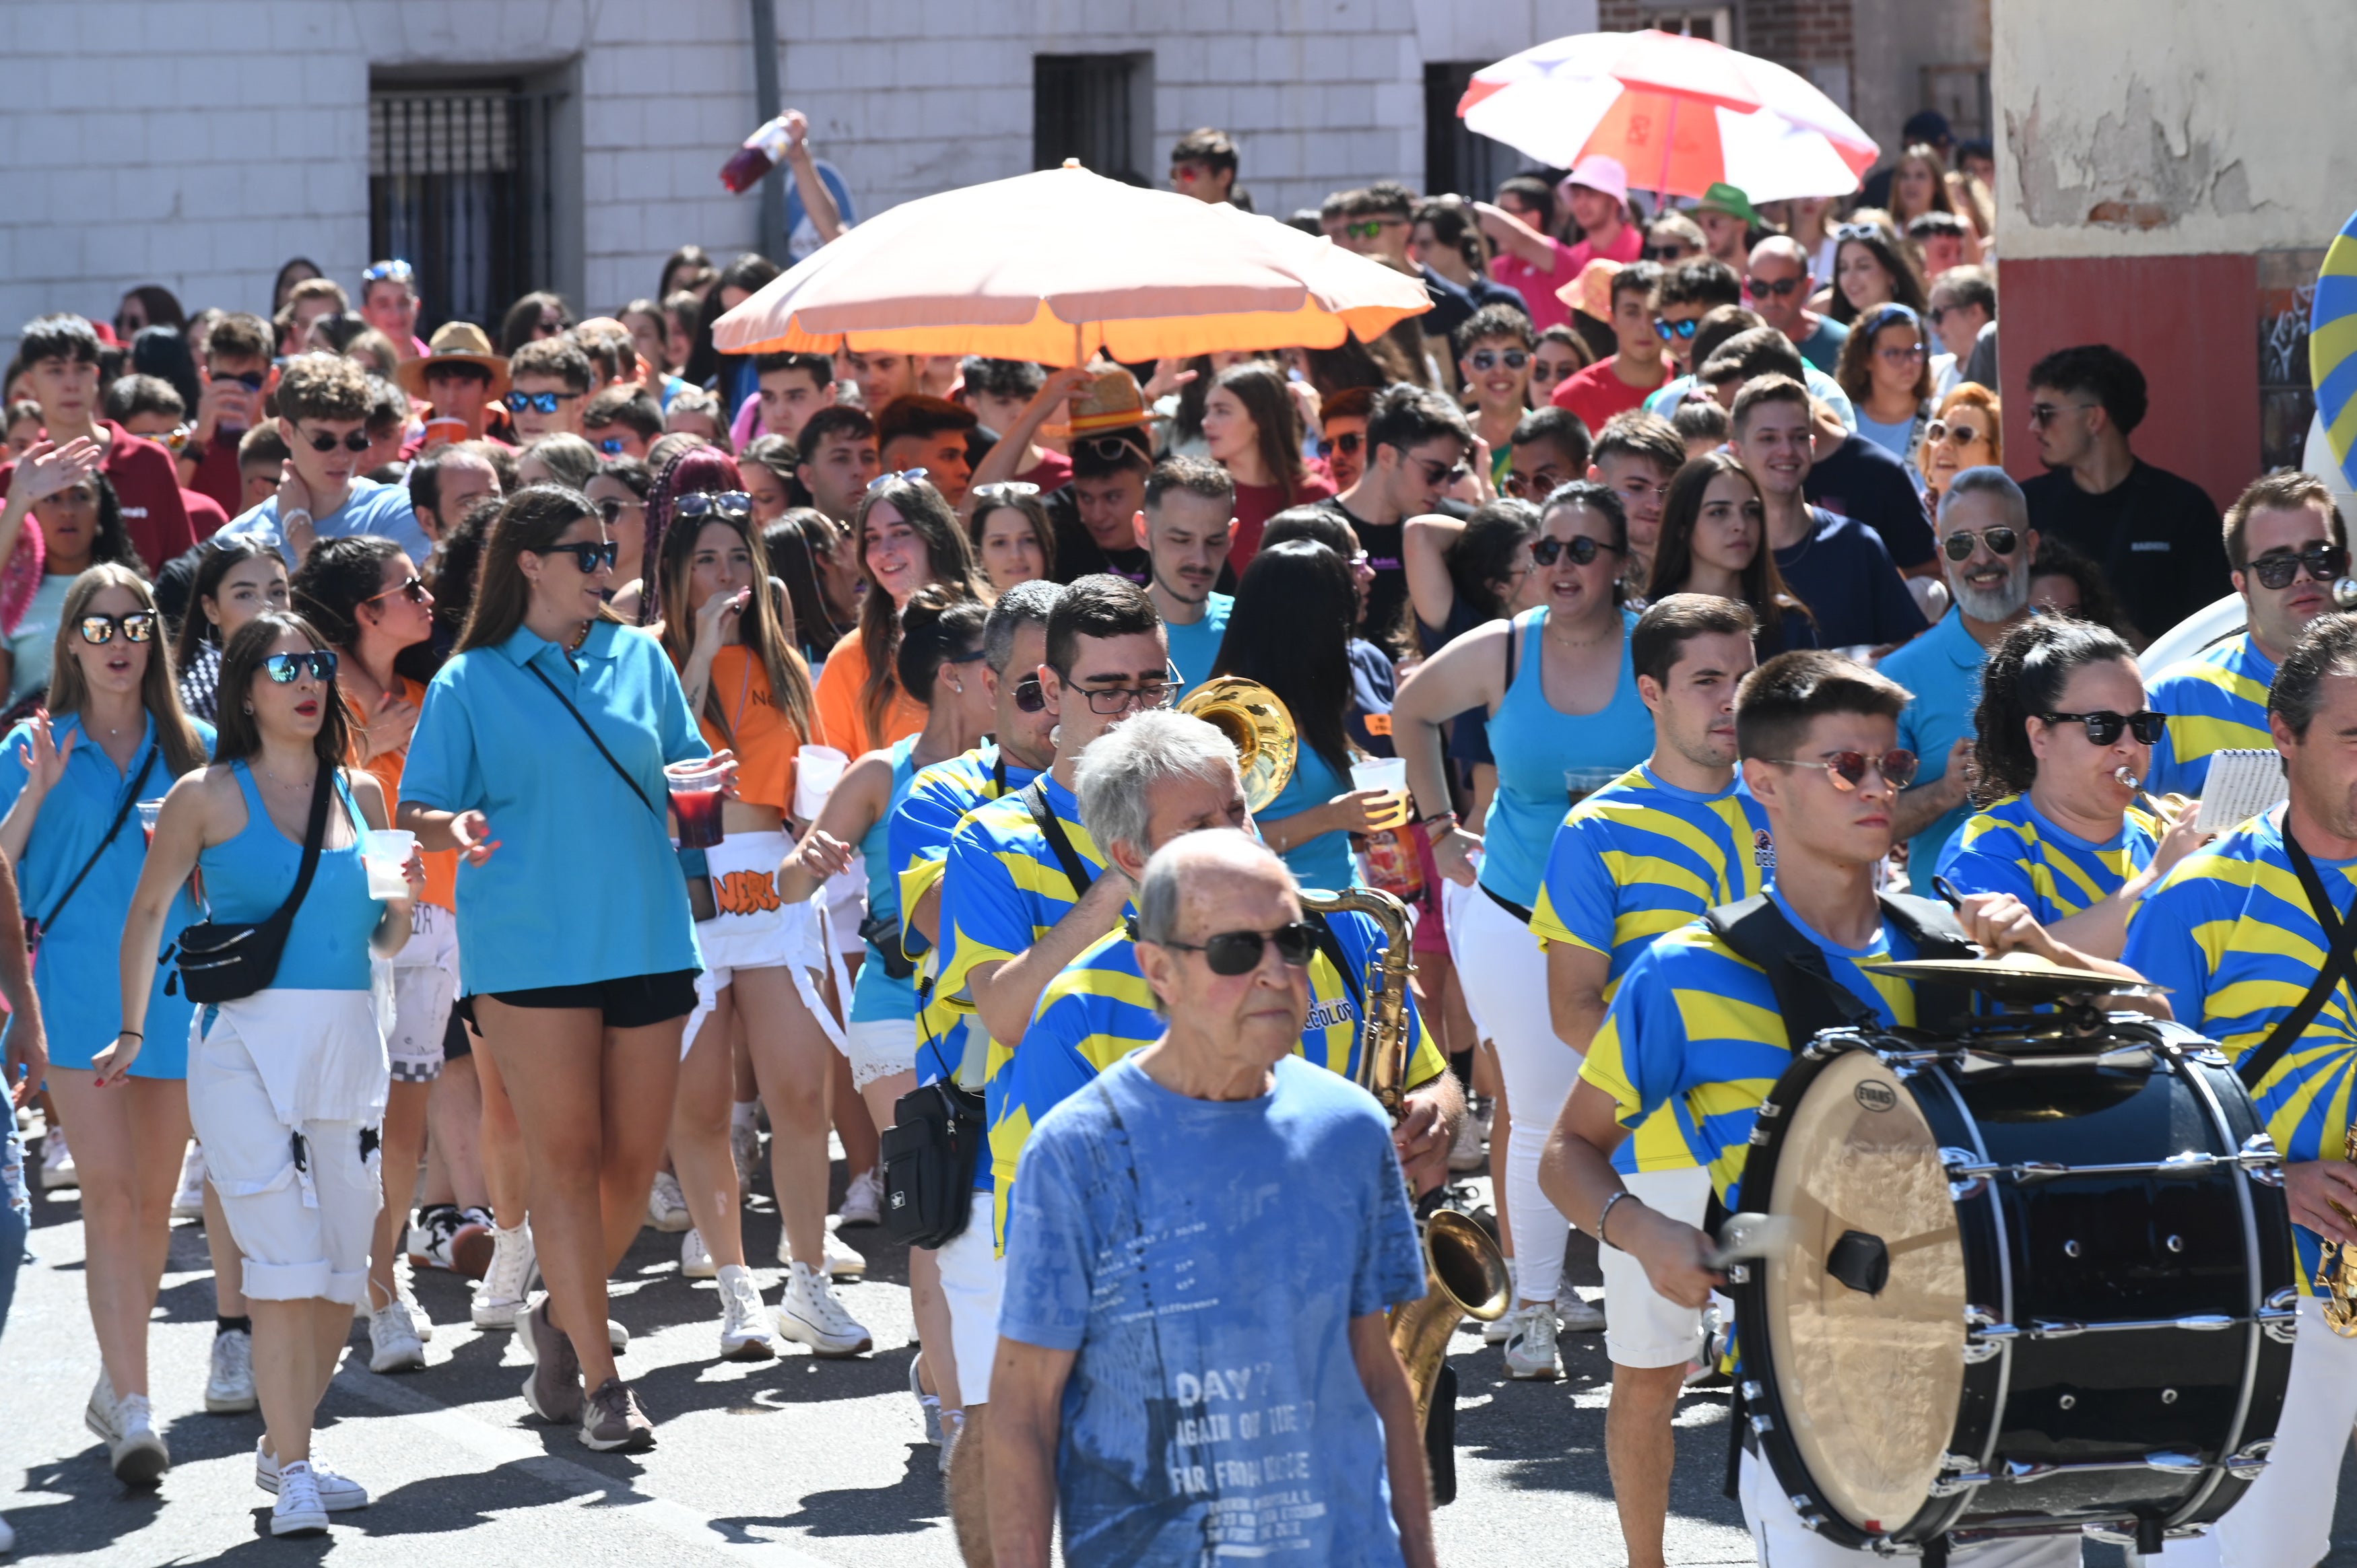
261, 758, 319, 792
1545, 615, 1618, 651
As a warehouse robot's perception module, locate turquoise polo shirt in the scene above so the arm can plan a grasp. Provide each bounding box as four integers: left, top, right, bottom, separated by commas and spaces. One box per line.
1162, 593, 1232, 695
1876, 605, 1989, 876
401, 618, 707, 996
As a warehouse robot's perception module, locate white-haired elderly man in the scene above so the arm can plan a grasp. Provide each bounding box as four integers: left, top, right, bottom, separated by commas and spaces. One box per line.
1878, 465, 2040, 873
989, 826, 1440, 1568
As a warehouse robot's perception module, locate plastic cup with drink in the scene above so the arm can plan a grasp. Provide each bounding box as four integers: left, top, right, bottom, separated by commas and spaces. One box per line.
1565, 766, 1623, 809
1350, 757, 1413, 831
137, 798, 166, 848
360, 829, 417, 899
793, 745, 849, 822
665, 759, 731, 850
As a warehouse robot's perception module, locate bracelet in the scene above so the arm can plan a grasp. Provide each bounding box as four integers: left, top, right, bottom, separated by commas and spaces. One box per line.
1595, 1189, 1640, 1251
118, 1031, 142, 1040
1418, 810, 1458, 831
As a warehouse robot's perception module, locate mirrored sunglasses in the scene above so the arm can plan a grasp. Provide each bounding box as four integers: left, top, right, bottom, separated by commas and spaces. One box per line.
261, 650, 339, 683
1776, 748, 1919, 791
1941, 526, 2020, 561
77, 611, 156, 646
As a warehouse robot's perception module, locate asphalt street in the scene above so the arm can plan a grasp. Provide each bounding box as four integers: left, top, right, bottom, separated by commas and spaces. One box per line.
5, 1151, 2356, 1567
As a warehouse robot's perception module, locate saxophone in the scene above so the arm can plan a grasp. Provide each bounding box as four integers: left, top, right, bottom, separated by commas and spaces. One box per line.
1300, 886, 1512, 1428
2321, 1118, 2357, 1336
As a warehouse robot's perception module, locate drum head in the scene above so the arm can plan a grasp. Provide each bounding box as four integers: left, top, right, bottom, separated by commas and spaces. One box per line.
1764, 1052, 1968, 1534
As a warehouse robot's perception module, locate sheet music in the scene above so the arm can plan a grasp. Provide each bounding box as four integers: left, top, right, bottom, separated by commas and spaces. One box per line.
2196, 747, 2288, 832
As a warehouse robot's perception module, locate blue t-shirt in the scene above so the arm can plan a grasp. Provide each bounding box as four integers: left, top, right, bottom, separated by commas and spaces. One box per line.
1853, 408, 1920, 475
221, 475, 434, 569
1773, 506, 1927, 651
1164, 594, 1232, 695
999, 1054, 1426, 1568
848, 737, 922, 1025
1878, 605, 1988, 875
2145, 632, 2276, 797
1265, 743, 1357, 893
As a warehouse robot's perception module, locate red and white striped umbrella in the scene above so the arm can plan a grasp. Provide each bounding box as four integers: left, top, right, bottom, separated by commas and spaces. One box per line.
1457, 30, 1878, 203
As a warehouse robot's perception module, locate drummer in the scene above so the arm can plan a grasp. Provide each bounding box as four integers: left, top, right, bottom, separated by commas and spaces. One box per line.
2124, 611, 2357, 1568
2144, 471, 2345, 795
1539, 648, 2141, 1567
1935, 616, 2210, 957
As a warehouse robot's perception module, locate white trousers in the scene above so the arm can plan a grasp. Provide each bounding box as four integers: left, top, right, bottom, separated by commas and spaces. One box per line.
1739, 1448, 2082, 1566
936, 1188, 1004, 1405
1454, 885, 1580, 1303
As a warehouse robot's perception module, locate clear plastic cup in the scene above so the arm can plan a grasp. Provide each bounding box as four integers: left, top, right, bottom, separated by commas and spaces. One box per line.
793, 745, 849, 820
361, 829, 416, 899
1350, 757, 1412, 830
136, 798, 166, 848
665, 759, 731, 849
1565, 766, 1623, 808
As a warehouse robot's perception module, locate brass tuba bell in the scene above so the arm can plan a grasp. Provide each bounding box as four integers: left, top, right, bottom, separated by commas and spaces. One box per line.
1177, 677, 1298, 813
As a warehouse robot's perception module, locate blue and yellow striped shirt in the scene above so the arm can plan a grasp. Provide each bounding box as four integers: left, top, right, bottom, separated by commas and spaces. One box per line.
2145, 634, 2276, 797
991, 908, 1450, 1249
1580, 891, 1921, 1203
1935, 793, 2160, 924
1528, 764, 1772, 1172
2122, 810, 2357, 1293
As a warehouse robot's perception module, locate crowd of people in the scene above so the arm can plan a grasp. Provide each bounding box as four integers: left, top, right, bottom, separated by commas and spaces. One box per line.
0, 104, 2339, 1568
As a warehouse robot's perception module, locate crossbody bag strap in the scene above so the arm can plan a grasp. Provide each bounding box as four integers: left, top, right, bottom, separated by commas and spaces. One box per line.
1020, 779, 1092, 894
524, 659, 664, 823
2238, 826, 2357, 1090
259, 761, 335, 941
36, 743, 158, 935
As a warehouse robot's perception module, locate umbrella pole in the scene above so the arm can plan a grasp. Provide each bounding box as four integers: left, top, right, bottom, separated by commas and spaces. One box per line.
1073, 320, 1084, 370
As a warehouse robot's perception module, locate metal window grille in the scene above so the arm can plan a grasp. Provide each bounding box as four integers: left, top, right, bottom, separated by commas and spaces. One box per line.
369, 87, 563, 336
1426, 63, 1525, 202
1034, 55, 1144, 181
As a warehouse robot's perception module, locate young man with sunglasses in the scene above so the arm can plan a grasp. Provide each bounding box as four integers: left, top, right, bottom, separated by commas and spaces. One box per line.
2146, 471, 2350, 796
1506, 405, 1592, 510
1541, 648, 2133, 1568
1325, 385, 1475, 640
1167, 127, 1244, 208
1316, 385, 1373, 493
185, 312, 277, 518
991, 826, 1441, 1568
1745, 236, 1848, 374
2020, 344, 2228, 641
1456, 305, 1538, 491
1878, 467, 2040, 875
0, 314, 196, 574
503, 338, 593, 443
580, 386, 661, 461
218, 353, 430, 568
1552, 263, 1670, 436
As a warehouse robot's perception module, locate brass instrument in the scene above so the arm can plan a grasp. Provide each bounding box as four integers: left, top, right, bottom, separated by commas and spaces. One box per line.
2322, 1118, 2357, 1336
1301, 885, 1511, 1429
1178, 677, 1298, 813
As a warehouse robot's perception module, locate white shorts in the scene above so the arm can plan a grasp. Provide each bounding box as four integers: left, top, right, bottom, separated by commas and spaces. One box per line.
826, 860, 867, 955
187, 991, 387, 1305
387, 904, 459, 1083
1599, 1165, 1712, 1369
682, 831, 840, 1054
1737, 1447, 2080, 1566
846, 1017, 916, 1091
936, 1189, 1004, 1405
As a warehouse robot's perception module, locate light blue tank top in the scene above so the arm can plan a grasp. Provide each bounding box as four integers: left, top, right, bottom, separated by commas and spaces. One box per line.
849, 737, 922, 1024
197, 763, 377, 992
1265, 742, 1358, 893
1479, 607, 1655, 910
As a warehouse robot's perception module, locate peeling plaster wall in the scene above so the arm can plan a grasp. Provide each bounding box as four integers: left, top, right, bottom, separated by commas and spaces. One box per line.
1992, 0, 2357, 261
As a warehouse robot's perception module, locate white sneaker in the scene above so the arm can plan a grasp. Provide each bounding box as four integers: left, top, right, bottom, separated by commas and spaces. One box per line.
256, 1437, 368, 1510
775, 1261, 872, 1357
368, 1302, 426, 1374
680, 1227, 716, 1280
472, 1223, 536, 1330
1447, 1099, 1490, 1173
106, 1388, 171, 1485
269, 1461, 330, 1536
835, 1167, 882, 1228
1503, 1308, 1560, 1381
206, 1327, 257, 1413
824, 1230, 867, 1281
387, 1269, 434, 1342
730, 1112, 762, 1192
646, 1171, 692, 1232
39, 1128, 75, 1191
716, 1264, 776, 1361
1482, 1301, 1528, 1346
172, 1141, 206, 1220
1556, 1291, 1606, 1333
910, 1351, 943, 1445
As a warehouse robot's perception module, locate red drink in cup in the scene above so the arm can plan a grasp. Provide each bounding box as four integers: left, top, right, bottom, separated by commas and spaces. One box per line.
666, 759, 729, 849
137, 798, 165, 848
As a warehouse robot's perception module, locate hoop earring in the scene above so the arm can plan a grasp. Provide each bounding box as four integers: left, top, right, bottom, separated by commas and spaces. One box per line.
242, 704, 253, 714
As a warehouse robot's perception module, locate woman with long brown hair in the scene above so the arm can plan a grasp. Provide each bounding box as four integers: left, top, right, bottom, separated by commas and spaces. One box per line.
1199, 360, 1333, 570
1645, 453, 1817, 653
173, 537, 291, 722
0, 564, 211, 1483
808, 474, 987, 755
1836, 303, 1939, 482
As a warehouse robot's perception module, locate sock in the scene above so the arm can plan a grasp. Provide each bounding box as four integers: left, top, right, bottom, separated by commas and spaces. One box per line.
731, 1099, 760, 1130
217, 1314, 252, 1336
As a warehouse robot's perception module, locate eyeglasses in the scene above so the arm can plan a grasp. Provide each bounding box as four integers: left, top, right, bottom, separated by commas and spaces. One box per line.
2026, 401, 2098, 429
675, 490, 753, 520
1065, 660, 1184, 715
1833, 222, 1886, 242
1343, 218, 1405, 239
1653, 317, 1700, 342
532, 540, 620, 574
1530, 535, 1620, 567
971, 481, 1041, 507
1640, 244, 1695, 261
1925, 305, 1954, 327
1151, 920, 1319, 976
596, 496, 644, 526
76, 611, 157, 646
301, 426, 372, 454
1941, 526, 2020, 561
2247, 543, 2350, 590
1409, 455, 1470, 487
1774, 748, 1919, 791
595, 436, 626, 455
152, 423, 193, 454
217, 371, 265, 391
1502, 467, 1564, 500
865, 468, 929, 492
2040, 710, 2168, 747
1744, 275, 1803, 298
1317, 432, 1364, 460
361, 260, 415, 283
1925, 419, 1985, 446
363, 574, 428, 606
1467, 349, 1529, 372
1013, 675, 1046, 713
1876, 343, 1927, 365
260, 650, 339, 684
504, 390, 583, 413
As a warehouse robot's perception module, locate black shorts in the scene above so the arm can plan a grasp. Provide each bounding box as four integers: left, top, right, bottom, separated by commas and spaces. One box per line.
442, 1005, 473, 1060
459, 969, 700, 1031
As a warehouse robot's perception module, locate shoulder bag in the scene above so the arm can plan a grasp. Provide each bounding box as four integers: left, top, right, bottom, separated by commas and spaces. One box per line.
523, 659, 717, 922
175, 764, 333, 1004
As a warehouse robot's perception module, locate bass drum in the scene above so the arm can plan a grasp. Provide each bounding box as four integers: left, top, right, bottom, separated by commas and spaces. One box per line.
1729, 1016, 2296, 1555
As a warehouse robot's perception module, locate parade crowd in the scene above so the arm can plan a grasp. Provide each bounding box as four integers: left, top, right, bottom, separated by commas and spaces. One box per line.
1, 108, 2349, 1568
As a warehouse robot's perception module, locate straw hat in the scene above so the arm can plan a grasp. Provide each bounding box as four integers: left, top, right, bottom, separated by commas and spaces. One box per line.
1066, 365, 1150, 436
396, 321, 510, 399
1556, 257, 1624, 321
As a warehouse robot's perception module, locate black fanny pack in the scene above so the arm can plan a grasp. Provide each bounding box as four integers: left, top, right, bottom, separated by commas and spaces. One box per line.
857, 910, 918, 981
880, 1078, 985, 1248
176, 765, 331, 1004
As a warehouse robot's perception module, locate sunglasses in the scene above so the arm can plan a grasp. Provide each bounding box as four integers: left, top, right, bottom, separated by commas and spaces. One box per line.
1467, 349, 1529, 372
1317, 432, 1364, 459
865, 468, 929, 492
675, 490, 753, 520
152, 423, 193, 454
2041, 710, 2167, 747
2026, 401, 2099, 429
1013, 675, 1046, 713
1744, 275, 1803, 298
1941, 526, 2020, 561
1653, 318, 1700, 342
216, 371, 265, 391
2247, 543, 2350, 590
1834, 222, 1885, 241
77, 611, 157, 646
362, 260, 416, 283
504, 390, 583, 413
595, 436, 627, 455
260, 650, 339, 684
1925, 419, 1985, 446
302, 427, 372, 454
1503, 467, 1564, 500
1774, 747, 1919, 791
363, 574, 428, 606
596, 496, 643, 526
972, 481, 1041, 506
1530, 535, 1619, 566
1640, 244, 1694, 261
1410, 455, 1470, 487
1151, 920, 1318, 976
1344, 219, 1404, 239
1077, 434, 1150, 465
533, 540, 620, 574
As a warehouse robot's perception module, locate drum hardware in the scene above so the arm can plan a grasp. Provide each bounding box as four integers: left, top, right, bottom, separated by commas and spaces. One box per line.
1937, 1140, 2284, 1184
1707, 1211, 1796, 1269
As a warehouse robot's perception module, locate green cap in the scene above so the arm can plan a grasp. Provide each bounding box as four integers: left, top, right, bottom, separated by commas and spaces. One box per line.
1696, 182, 1760, 227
